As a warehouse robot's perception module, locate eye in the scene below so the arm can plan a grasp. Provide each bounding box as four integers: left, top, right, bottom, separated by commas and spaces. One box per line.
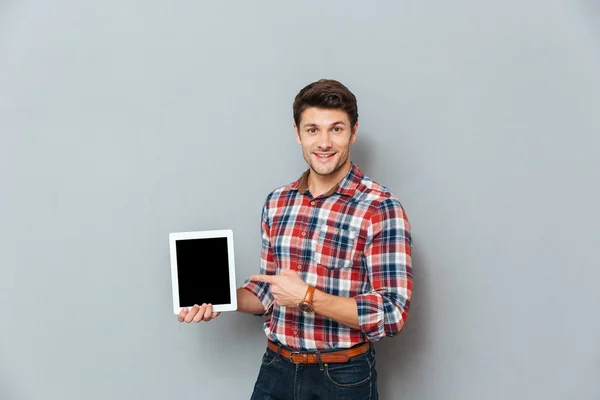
332, 127, 342, 132
307, 128, 317, 133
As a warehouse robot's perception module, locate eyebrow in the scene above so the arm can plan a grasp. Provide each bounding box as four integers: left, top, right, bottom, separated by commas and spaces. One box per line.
303, 121, 347, 129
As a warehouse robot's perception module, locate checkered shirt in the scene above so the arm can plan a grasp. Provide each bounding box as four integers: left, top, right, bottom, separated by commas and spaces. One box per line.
242, 163, 413, 351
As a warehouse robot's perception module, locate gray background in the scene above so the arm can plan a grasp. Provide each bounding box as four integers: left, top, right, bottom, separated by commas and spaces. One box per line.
1, 1, 599, 399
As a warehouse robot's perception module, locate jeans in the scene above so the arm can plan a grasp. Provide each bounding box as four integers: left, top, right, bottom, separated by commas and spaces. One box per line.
250, 344, 378, 400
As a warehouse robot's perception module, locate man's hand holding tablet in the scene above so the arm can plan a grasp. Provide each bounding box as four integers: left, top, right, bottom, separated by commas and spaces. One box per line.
177, 303, 221, 323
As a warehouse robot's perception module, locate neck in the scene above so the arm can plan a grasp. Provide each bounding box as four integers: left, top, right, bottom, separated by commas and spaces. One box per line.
307, 161, 352, 196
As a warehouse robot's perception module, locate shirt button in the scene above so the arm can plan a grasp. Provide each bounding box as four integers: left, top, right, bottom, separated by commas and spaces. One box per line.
293, 329, 298, 335
311, 201, 316, 206
301, 231, 306, 237
334, 229, 339, 234
297, 264, 302, 270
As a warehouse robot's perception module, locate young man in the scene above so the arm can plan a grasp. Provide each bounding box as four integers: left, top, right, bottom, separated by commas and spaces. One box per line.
179, 79, 413, 399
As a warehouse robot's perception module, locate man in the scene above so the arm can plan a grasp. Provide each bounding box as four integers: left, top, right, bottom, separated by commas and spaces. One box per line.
178, 79, 413, 399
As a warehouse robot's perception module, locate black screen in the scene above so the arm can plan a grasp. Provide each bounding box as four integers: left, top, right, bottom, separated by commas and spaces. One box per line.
176, 237, 231, 307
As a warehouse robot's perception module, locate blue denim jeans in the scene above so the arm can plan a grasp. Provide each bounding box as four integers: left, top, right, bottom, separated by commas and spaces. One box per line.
250, 344, 378, 400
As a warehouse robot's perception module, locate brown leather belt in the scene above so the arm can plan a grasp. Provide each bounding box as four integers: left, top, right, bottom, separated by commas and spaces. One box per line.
267, 340, 371, 364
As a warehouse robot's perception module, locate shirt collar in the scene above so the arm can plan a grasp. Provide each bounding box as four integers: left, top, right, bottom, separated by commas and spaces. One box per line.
290, 163, 362, 198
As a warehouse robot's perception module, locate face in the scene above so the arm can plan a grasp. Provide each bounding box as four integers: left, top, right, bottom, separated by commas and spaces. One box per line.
294, 107, 357, 178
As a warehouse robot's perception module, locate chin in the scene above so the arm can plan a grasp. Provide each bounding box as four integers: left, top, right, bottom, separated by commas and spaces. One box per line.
311, 167, 334, 176
311, 162, 340, 177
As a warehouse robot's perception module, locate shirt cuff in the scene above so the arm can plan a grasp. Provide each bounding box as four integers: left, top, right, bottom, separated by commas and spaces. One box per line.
354, 292, 385, 341
242, 280, 274, 316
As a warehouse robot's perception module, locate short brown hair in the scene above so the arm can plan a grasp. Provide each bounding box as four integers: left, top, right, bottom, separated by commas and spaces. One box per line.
293, 79, 358, 128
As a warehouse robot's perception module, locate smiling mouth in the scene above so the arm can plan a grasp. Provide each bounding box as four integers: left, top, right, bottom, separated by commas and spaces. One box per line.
314, 153, 335, 159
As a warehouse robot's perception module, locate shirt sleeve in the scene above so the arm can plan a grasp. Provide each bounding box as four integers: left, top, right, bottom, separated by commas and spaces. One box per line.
354, 197, 413, 341
241, 198, 276, 316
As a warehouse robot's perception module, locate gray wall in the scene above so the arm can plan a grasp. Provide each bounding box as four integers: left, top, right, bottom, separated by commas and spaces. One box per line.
1, 1, 599, 399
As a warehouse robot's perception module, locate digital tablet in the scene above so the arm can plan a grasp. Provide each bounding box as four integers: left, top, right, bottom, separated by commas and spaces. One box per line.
169, 229, 237, 314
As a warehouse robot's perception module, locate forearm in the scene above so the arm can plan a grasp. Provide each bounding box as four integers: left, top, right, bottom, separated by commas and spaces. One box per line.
236, 287, 267, 314
312, 289, 360, 330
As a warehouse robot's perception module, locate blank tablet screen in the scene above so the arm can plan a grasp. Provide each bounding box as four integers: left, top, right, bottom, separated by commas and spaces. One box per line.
175, 237, 231, 307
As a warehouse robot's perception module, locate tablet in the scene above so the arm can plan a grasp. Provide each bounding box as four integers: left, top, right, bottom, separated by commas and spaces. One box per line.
169, 229, 237, 314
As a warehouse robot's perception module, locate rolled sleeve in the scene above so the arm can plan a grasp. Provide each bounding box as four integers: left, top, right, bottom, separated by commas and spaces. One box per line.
241, 200, 276, 316
355, 197, 413, 341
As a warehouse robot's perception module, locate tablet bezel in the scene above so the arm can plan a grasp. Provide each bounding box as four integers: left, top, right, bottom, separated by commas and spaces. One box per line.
169, 229, 238, 314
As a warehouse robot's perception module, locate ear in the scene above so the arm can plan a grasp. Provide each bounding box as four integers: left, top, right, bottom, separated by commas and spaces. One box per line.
294, 123, 302, 145
349, 122, 358, 144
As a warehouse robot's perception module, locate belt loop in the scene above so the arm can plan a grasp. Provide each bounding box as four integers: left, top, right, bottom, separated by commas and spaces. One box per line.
276, 343, 282, 361
316, 350, 324, 371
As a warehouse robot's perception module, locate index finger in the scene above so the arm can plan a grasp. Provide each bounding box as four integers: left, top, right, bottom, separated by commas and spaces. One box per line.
251, 274, 275, 284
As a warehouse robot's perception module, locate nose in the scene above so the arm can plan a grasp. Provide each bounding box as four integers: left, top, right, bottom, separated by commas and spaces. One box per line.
316, 130, 332, 149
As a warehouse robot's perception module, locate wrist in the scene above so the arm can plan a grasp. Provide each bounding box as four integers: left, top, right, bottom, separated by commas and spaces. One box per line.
311, 288, 327, 312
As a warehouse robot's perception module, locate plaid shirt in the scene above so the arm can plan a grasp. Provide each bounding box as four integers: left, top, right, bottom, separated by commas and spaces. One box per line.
243, 163, 412, 351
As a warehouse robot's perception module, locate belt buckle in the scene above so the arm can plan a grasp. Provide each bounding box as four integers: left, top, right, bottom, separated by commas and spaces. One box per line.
289, 351, 301, 363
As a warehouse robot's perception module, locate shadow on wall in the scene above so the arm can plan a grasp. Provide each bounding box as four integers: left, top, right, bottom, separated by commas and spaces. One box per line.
353, 133, 429, 397
351, 130, 373, 174
375, 238, 430, 398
